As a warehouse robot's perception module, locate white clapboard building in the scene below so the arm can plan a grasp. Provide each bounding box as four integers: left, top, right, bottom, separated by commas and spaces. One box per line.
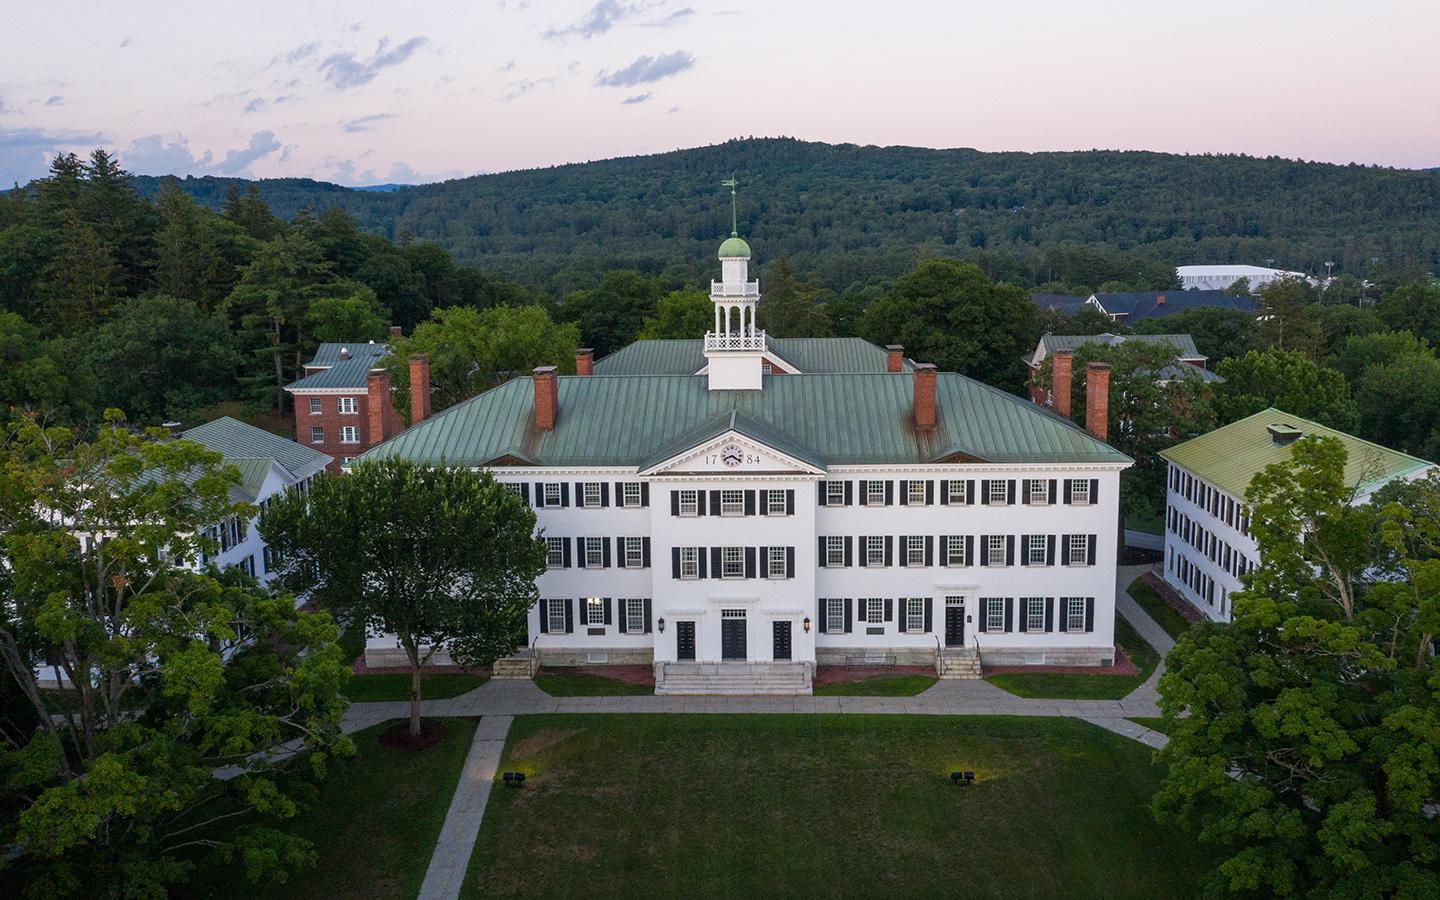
361, 226, 1132, 693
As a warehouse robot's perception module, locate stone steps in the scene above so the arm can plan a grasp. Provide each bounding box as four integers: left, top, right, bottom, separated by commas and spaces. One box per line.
656, 662, 813, 695
937, 650, 983, 680
491, 652, 536, 680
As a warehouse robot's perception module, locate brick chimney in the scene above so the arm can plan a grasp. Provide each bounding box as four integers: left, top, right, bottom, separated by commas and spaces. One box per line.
576, 348, 594, 377
886, 345, 905, 373
408, 354, 431, 426
1085, 362, 1111, 442
533, 366, 558, 431
390, 325, 403, 337
1155, 294, 1166, 306
1051, 350, 1073, 417
913, 363, 937, 429
366, 368, 391, 444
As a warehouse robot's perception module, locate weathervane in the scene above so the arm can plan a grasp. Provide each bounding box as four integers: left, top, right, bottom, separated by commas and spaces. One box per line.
721, 175, 738, 236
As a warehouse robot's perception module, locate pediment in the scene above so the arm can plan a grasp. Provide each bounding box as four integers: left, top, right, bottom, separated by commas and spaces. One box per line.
640, 429, 825, 477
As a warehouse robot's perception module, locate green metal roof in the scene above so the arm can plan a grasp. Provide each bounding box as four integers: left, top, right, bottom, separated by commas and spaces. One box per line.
309, 342, 389, 365
182, 417, 331, 481
288, 342, 391, 390
363, 372, 1131, 468
593, 337, 913, 376
638, 410, 828, 472
1160, 407, 1434, 498
1040, 333, 1202, 358
718, 236, 751, 258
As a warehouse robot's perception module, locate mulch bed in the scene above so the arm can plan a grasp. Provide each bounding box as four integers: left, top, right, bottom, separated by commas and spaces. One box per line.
378, 718, 450, 751
982, 646, 1141, 677
538, 665, 655, 685
1140, 572, 1207, 625
351, 656, 490, 676
812, 665, 935, 686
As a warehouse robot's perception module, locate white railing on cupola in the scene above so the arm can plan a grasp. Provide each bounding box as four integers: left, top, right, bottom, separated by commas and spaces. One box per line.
704, 331, 767, 352
711, 280, 760, 298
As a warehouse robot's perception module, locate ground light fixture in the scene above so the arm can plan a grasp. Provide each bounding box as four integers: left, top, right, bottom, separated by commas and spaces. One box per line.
802, 617, 811, 633
503, 772, 526, 787
657, 617, 665, 633
950, 771, 975, 786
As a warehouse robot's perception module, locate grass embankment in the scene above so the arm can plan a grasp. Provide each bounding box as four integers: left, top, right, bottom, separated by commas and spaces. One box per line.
986, 614, 1159, 700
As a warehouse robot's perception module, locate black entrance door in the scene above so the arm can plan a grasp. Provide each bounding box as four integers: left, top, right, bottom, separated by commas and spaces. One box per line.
676, 621, 696, 661
945, 604, 966, 647
772, 621, 792, 661
722, 618, 747, 660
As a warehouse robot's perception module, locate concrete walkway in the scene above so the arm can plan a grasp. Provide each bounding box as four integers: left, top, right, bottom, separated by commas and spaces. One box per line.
416, 715, 512, 900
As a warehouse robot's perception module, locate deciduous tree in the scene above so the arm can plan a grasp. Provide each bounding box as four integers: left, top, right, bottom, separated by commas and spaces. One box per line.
1215, 348, 1358, 431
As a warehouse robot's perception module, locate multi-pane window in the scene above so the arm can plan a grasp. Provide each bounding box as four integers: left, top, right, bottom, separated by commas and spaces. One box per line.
543, 483, 562, 507
721, 546, 744, 578
986, 535, 1006, 566
1066, 597, 1086, 632
905, 535, 925, 566
825, 536, 845, 568
827, 598, 845, 634
945, 536, 967, 566
987, 480, 1008, 504
504, 482, 525, 500
586, 597, 604, 626
761, 362, 773, 375
985, 597, 1006, 633
1027, 534, 1047, 566
906, 598, 925, 634
584, 537, 605, 568
907, 481, 927, 505
1068, 534, 1089, 565
545, 537, 565, 568
767, 546, 787, 579
337, 397, 358, 415
622, 482, 643, 508
340, 425, 359, 444
623, 537, 644, 569
679, 547, 699, 579
946, 480, 968, 504
866, 481, 887, 505
826, 481, 846, 506
865, 536, 885, 567
309, 397, 323, 415
547, 599, 567, 633
866, 598, 884, 625
1025, 597, 1046, 632
626, 598, 645, 633
766, 490, 787, 516
1027, 479, 1048, 504
1069, 479, 1091, 505
581, 482, 602, 508
678, 490, 698, 516
720, 490, 744, 516
310, 426, 324, 444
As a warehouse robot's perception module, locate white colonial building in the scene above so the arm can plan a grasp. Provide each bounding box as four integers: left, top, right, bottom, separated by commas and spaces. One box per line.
1160, 408, 1433, 622
362, 225, 1132, 692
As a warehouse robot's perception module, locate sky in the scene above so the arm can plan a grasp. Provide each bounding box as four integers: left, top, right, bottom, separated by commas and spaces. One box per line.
2, 0, 1437, 187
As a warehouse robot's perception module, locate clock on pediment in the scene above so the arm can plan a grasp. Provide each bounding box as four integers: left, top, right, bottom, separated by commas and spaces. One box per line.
720, 443, 745, 467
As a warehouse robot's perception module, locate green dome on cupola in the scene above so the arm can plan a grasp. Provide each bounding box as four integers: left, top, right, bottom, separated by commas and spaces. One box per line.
718, 235, 751, 259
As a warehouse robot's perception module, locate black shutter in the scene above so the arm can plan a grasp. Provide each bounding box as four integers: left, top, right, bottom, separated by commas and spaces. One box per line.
786, 489, 795, 515
885, 481, 894, 506
940, 482, 950, 506
1061, 534, 1072, 566
602, 538, 611, 568
745, 546, 757, 579
884, 536, 893, 567
600, 483, 610, 507
711, 547, 722, 576
576, 539, 587, 570
1006, 535, 1015, 566
845, 598, 853, 633
1045, 598, 1054, 632
1087, 535, 1097, 566
564, 598, 574, 633
1020, 534, 1032, 565
697, 491, 708, 516
981, 479, 992, 505
671, 490, 680, 516
759, 546, 769, 578
819, 483, 827, 506
671, 546, 681, 578
698, 550, 708, 579
966, 479, 975, 505
709, 490, 721, 515
857, 599, 866, 622
884, 598, 893, 622
1090, 478, 1099, 503
844, 536, 853, 567
516, 482, 530, 505
925, 535, 934, 566
1085, 597, 1095, 632
1046, 535, 1055, 566
926, 480, 935, 505
980, 535, 990, 567
538, 599, 548, 633
644, 599, 652, 633
818, 599, 828, 633
858, 536, 868, 568
641, 482, 649, 506
534, 483, 545, 508
1006, 480, 1016, 505
559, 538, 570, 568
1048, 479, 1058, 504
745, 490, 756, 516
1004, 598, 1013, 633
1063, 479, 1073, 504
615, 535, 626, 568
560, 482, 570, 507
899, 480, 909, 505
965, 535, 974, 565
817, 535, 826, 562
642, 537, 651, 568
603, 597, 612, 625
924, 598, 933, 633
1021, 482, 1031, 505
786, 547, 795, 578
844, 481, 853, 506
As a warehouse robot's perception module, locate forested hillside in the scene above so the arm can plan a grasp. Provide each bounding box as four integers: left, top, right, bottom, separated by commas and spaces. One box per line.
130, 138, 1440, 292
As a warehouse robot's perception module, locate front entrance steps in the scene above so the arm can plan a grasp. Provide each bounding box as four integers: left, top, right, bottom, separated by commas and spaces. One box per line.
936, 648, 982, 680
655, 661, 813, 695
491, 650, 537, 679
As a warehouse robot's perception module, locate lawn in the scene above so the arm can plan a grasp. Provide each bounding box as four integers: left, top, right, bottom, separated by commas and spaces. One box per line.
1127, 576, 1193, 641
1128, 716, 1171, 735
986, 614, 1160, 700
464, 714, 1219, 898
184, 718, 477, 900
535, 671, 654, 696
344, 672, 488, 701
813, 674, 938, 696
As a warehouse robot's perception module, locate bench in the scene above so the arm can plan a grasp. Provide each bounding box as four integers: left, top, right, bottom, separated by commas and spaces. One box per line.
844, 654, 897, 670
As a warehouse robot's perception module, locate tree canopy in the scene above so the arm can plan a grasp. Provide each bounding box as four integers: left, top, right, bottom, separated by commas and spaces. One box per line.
1215, 348, 1358, 431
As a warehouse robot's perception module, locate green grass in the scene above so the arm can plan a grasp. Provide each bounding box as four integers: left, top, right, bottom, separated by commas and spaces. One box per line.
464, 714, 1220, 898
1128, 716, 1171, 735
185, 718, 477, 900
534, 672, 654, 696
343, 673, 487, 702
1127, 577, 1193, 640
813, 674, 938, 696
1125, 504, 1165, 535
986, 614, 1160, 700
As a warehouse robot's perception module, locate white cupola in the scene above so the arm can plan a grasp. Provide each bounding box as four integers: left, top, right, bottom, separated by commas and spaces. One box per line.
704, 177, 766, 390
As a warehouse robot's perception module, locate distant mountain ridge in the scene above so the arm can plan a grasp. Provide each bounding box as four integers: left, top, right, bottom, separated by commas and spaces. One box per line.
127, 138, 1440, 288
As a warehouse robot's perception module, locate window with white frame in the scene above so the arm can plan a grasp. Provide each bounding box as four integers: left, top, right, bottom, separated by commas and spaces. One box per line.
987, 480, 1009, 504
1027, 479, 1048, 504
1068, 534, 1089, 565
945, 535, 967, 566
1025, 597, 1045, 632
766, 490, 787, 516
1065, 597, 1086, 632
866, 598, 884, 625
761, 362, 773, 375
621, 482, 642, 508
545, 537, 565, 568
1069, 479, 1091, 505
308, 397, 323, 415
310, 426, 324, 444
678, 490, 698, 516
547, 599, 567, 633
826, 481, 845, 506
339, 425, 359, 444
907, 480, 927, 505
985, 597, 1006, 633
504, 482, 525, 499
906, 598, 925, 633
946, 480, 967, 504
1027, 534, 1047, 566
543, 483, 561, 507
865, 536, 885, 567
720, 490, 744, 516
626, 598, 645, 633
721, 546, 743, 578
585, 597, 604, 626
826, 598, 845, 634
767, 546, 786, 578
986, 534, 1006, 566
865, 480, 886, 505
825, 536, 844, 568
337, 396, 358, 415
584, 537, 604, 568
623, 537, 644, 569
581, 482, 602, 508
679, 547, 699, 579
905, 535, 925, 566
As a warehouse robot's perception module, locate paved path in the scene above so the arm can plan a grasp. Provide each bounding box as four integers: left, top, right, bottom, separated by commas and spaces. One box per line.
416, 715, 512, 900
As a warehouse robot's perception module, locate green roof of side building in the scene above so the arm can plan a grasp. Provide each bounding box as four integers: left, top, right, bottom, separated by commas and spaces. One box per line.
593, 337, 914, 376
182, 417, 332, 490
363, 372, 1131, 468
1159, 408, 1434, 499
